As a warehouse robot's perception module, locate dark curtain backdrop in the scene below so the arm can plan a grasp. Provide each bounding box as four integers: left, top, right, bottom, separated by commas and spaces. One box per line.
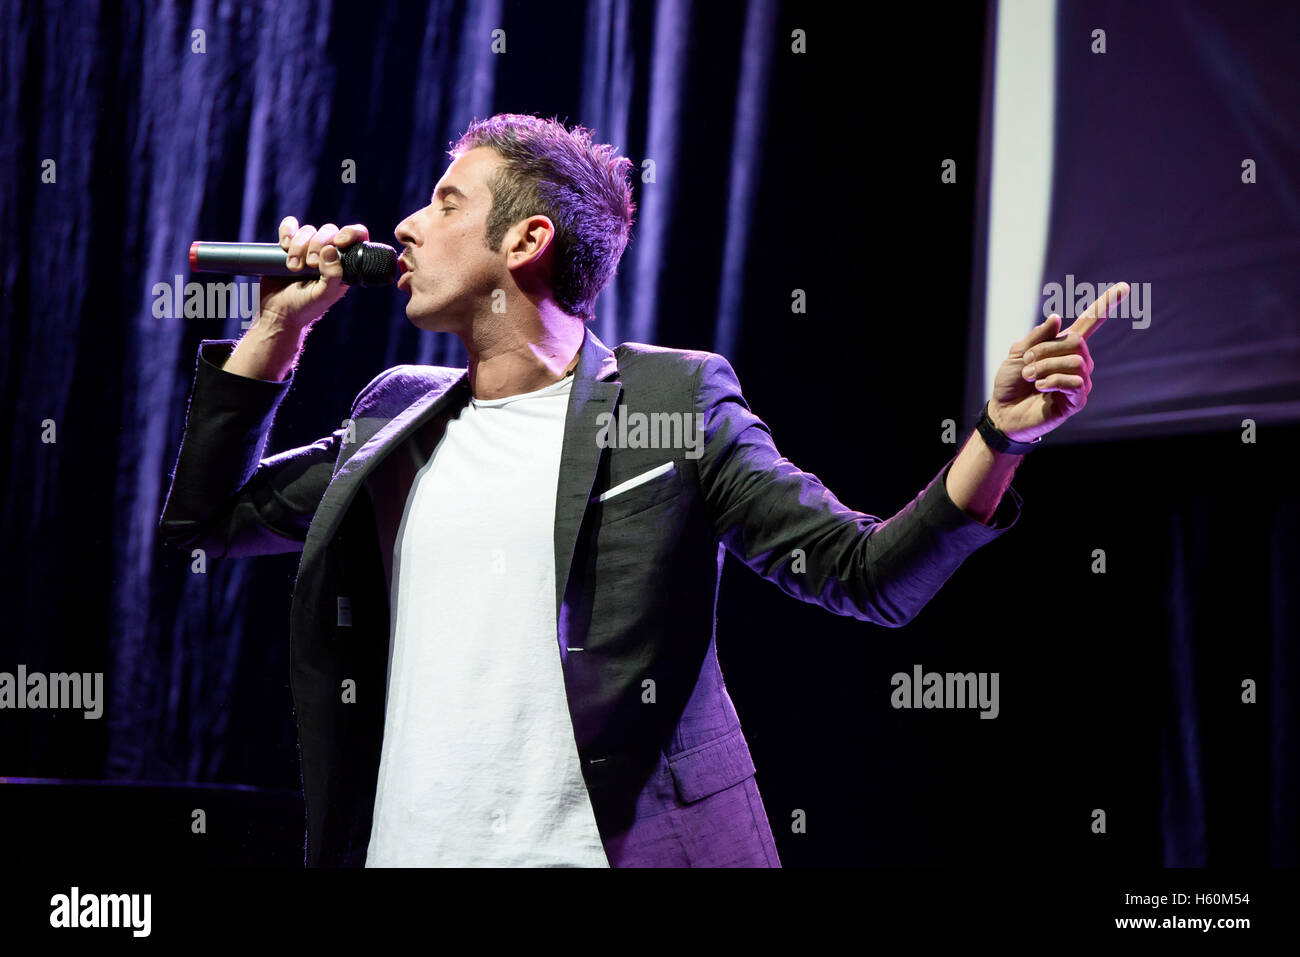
1, 0, 1295, 867
1038, 0, 1300, 444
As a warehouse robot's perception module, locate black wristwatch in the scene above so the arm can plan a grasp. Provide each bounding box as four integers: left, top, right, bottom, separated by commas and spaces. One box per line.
975, 401, 1042, 455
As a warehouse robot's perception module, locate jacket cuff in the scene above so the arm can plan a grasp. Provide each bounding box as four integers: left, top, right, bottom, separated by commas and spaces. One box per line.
197, 339, 294, 385
918, 454, 1023, 542
192, 338, 295, 431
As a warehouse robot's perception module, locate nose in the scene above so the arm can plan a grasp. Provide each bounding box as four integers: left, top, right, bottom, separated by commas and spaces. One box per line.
395, 212, 418, 247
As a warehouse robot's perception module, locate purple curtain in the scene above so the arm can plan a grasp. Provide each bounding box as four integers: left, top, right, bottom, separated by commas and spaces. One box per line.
1041, 0, 1300, 444
0, 0, 778, 783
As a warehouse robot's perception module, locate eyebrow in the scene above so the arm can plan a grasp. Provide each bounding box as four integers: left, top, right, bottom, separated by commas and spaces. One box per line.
433, 185, 468, 203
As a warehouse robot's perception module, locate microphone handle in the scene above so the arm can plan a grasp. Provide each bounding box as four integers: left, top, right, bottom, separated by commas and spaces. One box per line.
189, 241, 397, 286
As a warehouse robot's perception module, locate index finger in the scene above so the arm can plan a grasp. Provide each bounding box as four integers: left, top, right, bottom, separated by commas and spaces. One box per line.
333, 223, 369, 246
1067, 281, 1130, 341
278, 216, 300, 248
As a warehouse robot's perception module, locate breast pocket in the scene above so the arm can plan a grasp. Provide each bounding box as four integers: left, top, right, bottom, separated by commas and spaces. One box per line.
591, 460, 686, 525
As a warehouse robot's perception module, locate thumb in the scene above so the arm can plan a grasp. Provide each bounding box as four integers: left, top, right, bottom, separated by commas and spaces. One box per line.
318, 243, 342, 282
1014, 312, 1061, 354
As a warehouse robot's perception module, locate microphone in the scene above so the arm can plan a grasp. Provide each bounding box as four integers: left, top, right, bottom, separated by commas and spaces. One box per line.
189, 240, 399, 287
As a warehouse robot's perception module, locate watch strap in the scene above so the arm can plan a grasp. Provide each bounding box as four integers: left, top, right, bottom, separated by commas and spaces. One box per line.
976, 401, 1042, 455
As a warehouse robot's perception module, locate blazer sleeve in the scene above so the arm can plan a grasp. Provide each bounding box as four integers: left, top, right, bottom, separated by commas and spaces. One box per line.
694, 352, 1022, 626
157, 339, 391, 559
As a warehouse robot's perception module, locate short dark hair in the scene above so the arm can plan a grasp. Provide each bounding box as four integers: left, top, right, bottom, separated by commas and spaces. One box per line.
449, 113, 636, 322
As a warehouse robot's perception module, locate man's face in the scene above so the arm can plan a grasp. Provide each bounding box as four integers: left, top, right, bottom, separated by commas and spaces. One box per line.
394, 146, 508, 332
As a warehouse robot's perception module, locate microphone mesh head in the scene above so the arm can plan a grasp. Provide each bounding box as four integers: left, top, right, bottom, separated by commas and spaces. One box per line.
340, 242, 399, 286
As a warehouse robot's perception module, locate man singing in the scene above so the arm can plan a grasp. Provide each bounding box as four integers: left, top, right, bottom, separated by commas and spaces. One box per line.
159, 112, 1127, 867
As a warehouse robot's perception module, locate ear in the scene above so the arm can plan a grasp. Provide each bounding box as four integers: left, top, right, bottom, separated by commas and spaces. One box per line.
505, 214, 555, 272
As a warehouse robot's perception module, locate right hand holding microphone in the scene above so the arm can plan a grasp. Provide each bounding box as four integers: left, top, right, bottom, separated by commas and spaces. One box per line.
259, 216, 370, 328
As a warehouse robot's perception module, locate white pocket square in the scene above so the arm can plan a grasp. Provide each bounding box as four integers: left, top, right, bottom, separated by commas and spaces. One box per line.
595, 461, 676, 502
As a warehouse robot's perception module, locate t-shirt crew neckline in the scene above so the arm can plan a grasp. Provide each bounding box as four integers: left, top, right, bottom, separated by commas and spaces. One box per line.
471, 372, 575, 408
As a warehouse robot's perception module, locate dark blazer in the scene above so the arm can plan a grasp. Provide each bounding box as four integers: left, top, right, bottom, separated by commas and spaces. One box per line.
158, 325, 1022, 866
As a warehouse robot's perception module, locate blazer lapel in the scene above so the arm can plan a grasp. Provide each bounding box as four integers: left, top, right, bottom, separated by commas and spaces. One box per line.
302, 325, 620, 623
304, 370, 471, 557
554, 326, 621, 619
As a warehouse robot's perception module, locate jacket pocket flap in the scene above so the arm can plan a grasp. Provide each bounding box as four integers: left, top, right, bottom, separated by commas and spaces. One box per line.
666, 726, 756, 803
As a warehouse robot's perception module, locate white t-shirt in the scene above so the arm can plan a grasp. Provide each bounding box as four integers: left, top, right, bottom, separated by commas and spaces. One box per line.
364, 372, 609, 867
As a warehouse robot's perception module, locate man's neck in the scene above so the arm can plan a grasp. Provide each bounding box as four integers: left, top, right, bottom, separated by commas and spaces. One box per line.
461, 312, 585, 400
